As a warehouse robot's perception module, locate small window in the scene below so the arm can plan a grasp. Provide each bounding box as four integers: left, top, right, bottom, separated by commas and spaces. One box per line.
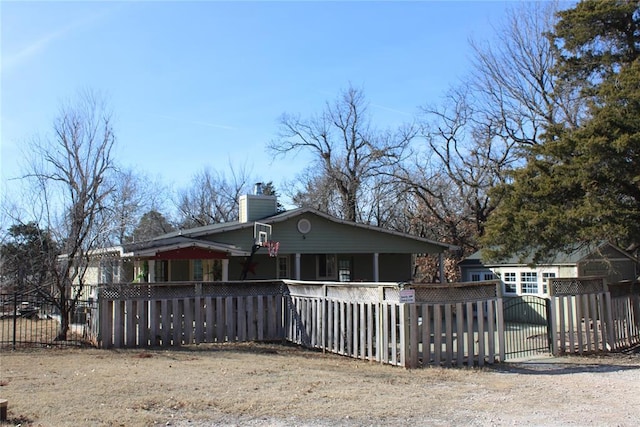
471, 273, 481, 282
155, 260, 168, 282
521, 271, 538, 294
278, 256, 289, 279
317, 254, 337, 280
193, 259, 203, 281
503, 272, 517, 294
203, 259, 222, 281
338, 259, 352, 282
542, 272, 555, 294
100, 259, 120, 284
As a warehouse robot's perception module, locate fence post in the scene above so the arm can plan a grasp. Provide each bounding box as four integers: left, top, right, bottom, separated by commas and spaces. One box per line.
12, 291, 18, 350
604, 292, 615, 351
399, 302, 409, 368
547, 297, 557, 356
496, 298, 505, 362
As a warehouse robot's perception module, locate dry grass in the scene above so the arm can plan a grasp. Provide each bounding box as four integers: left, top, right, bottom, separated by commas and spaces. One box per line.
1, 343, 640, 426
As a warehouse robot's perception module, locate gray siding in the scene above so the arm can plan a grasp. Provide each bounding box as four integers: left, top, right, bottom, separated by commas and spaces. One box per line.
208, 213, 445, 255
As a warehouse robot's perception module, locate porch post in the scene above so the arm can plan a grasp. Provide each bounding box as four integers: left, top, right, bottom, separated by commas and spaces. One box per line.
148, 260, 156, 283
439, 253, 445, 283
295, 253, 301, 280
373, 253, 379, 282
222, 259, 229, 281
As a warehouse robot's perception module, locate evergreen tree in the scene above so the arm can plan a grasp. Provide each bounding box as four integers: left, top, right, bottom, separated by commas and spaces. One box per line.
482, 0, 640, 262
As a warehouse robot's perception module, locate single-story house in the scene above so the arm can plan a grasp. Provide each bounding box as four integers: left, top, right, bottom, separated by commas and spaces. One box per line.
89, 186, 455, 286
459, 243, 639, 297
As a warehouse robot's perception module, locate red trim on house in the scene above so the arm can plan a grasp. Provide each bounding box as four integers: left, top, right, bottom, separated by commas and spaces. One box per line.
152, 247, 229, 260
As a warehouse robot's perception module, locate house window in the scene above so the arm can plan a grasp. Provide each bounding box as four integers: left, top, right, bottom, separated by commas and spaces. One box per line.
155, 260, 168, 282
317, 254, 337, 280
203, 259, 222, 281
100, 259, 120, 284
542, 272, 555, 294
278, 256, 289, 279
503, 272, 517, 294
338, 259, 352, 282
471, 271, 496, 282
193, 259, 203, 281
521, 271, 538, 294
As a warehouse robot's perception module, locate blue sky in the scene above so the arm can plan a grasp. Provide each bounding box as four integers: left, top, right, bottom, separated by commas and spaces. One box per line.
2, 1, 530, 207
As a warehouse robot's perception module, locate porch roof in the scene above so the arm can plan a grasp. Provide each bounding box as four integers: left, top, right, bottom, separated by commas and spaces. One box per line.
122, 236, 249, 258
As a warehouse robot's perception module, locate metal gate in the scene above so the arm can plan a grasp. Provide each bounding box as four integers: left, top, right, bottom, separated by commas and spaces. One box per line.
503, 295, 552, 360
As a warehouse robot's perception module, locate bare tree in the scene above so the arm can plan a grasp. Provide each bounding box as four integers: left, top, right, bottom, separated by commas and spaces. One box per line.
269, 85, 415, 222
399, 2, 574, 260
468, 1, 583, 148
23, 90, 117, 341
107, 168, 172, 245
175, 163, 252, 228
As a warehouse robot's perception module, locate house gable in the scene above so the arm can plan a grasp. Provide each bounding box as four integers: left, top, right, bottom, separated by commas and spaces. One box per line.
196, 209, 450, 255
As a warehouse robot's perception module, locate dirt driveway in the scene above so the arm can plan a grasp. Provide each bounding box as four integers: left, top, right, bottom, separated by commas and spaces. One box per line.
1, 343, 640, 426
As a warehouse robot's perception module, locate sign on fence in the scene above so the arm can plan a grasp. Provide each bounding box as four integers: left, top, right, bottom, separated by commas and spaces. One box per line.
399, 289, 415, 303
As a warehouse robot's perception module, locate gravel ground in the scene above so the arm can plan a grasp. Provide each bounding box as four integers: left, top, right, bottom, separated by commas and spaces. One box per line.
1, 343, 639, 426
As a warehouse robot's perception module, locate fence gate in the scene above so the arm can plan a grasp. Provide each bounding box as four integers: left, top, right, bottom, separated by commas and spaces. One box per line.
503, 295, 552, 360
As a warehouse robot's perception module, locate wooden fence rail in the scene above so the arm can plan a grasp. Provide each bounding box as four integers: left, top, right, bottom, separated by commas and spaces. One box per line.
100, 295, 284, 348
549, 292, 640, 355
284, 288, 504, 368
96, 280, 640, 367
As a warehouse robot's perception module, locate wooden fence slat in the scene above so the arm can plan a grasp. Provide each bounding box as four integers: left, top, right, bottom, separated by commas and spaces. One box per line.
422, 304, 431, 367
257, 296, 265, 341
558, 296, 567, 354
160, 299, 170, 346
590, 294, 599, 351
204, 297, 214, 343
456, 302, 464, 367
100, 300, 113, 348
433, 304, 442, 365
575, 294, 584, 354
237, 296, 247, 342
183, 298, 193, 345
367, 303, 374, 361
391, 303, 398, 365
477, 302, 485, 367
359, 303, 366, 360
444, 304, 453, 367
409, 304, 418, 368
194, 296, 203, 344
352, 302, 358, 358
138, 300, 148, 347
582, 295, 592, 352
466, 302, 475, 365
567, 295, 575, 353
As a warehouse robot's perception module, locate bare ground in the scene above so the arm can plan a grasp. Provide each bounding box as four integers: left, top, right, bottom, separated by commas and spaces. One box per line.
1, 343, 640, 426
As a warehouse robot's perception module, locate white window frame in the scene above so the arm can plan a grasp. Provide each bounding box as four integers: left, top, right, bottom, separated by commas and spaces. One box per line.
542, 272, 556, 295
520, 271, 538, 294
503, 272, 517, 294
